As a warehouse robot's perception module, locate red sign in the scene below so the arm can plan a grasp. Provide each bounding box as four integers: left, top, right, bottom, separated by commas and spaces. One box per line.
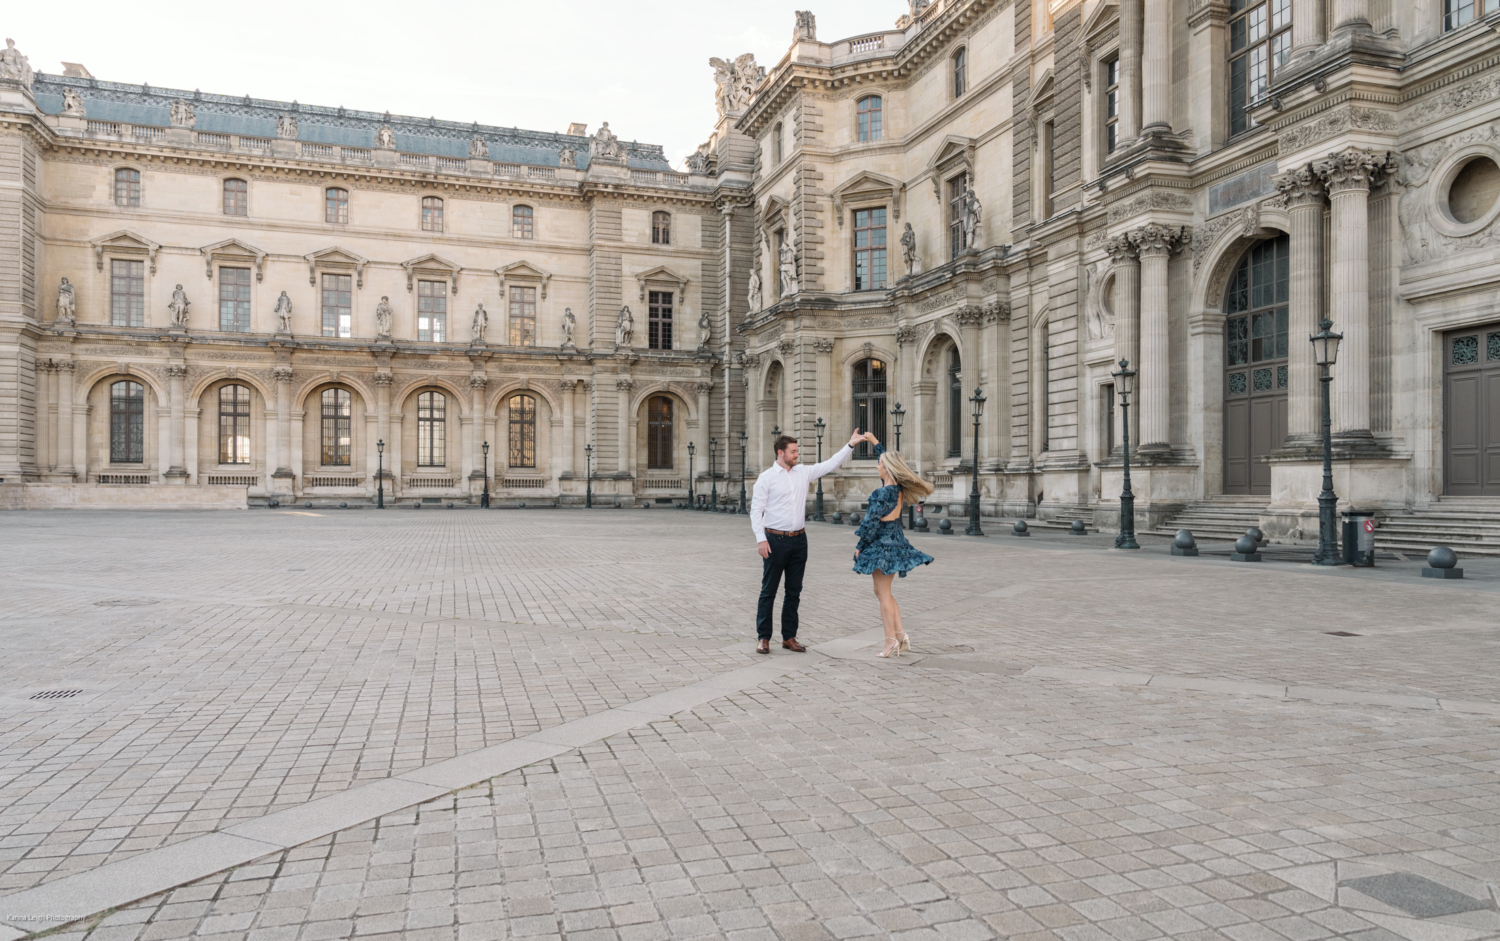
1363, 519, 1376, 533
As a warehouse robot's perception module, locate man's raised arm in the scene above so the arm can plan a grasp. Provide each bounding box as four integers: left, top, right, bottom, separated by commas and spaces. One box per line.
807, 429, 863, 480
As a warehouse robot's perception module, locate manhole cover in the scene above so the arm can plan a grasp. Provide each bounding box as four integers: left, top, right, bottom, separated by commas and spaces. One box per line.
1343, 873, 1491, 918
93, 599, 158, 607
29, 689, 84, 700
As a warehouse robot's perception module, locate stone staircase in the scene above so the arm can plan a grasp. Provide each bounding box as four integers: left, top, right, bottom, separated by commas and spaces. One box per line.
1155, 496, 1272, 543
1374, 497, 1500, 558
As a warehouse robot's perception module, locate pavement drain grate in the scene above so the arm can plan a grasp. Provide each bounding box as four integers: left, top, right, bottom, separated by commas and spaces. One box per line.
1326, 631, 1362, 636
93, 599, 159, 607
1343, 873, 1492, 918
29, 689, 84, 700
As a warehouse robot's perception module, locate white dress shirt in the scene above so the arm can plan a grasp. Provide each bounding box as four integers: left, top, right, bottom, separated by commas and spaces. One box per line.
750, 445, 853, 542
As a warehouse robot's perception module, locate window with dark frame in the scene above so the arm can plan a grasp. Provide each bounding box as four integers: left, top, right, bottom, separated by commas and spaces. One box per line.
652, 211, 672, 245
857, 96, 883, 143
508, 394, 537, 468
1041, 328, 1051, 452
953, 47, 968, 98
647, 396, 674, 469
417, 280, 447, 342
110, 259, 145, 327
1104, 57, 1120, 154
325, 187, 348, 224
321, 273, 352, 338
1224, 235, 1291, 400
417, 390, 446, 467
223, 178, 248, 216
218, 266, 251, 332
949, 174, 970, 259
1229, 0, 1291, 136
508, 286, 537, 346
421, 196, 444, 232
218, 384, 251, 464
1447, 0, 1490, 29
774, 123, 784, 164
1103, 383, 1116, 455
1043, 120, 1056, 218
114, 168, 140, 207
853, 208, 887, 291
109, 380, 145, 464
512, 205, 534, 239
320, 388, 352, 466
852, 358, 888, 460
947, 350, 963, 457
648, 291, 674, 350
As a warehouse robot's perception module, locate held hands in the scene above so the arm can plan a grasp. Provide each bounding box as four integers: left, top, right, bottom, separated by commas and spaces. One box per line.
847, 428, 865, 449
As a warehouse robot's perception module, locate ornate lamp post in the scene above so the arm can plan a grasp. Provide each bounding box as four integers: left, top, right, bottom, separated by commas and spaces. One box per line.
965, 389, 986, 536
709, 437, 718, 510
738, 431, 748, 514
584, 443, 594, 509
1311, 319, 1344, 565
891, 403, 912, 528
1112, 360, 1139, 550
376, 439, 385, 509
813, 417, 827, 522
687, 441, 696, 509
480, 441, 490, 509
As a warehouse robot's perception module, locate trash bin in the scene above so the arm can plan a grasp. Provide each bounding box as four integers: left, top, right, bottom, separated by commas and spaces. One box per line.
1341, 510, 1377, 567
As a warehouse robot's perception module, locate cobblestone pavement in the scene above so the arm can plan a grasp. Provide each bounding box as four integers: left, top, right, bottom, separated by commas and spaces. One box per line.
0, 509, 1496, 941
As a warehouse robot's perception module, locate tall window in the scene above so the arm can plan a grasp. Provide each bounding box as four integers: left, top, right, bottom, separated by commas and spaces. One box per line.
512, 205, 534, 239
109, 380, 145, 463
647, 396, 673, 468
114, 168, 140, 207
325, 187, 348, 224
417, 391, 446, 466
218, 384, 251, 464
853, 208, 887, 291
1042, 120, 1056, 218
1225, 236, 1290, 394
508, 286, 537, 346
953, 48, 968, 98
652, 211, 672, 245
947, 350, 963, 457
774, 123, 784, 164
1447, 0, 1491, 29
648, 291, 673, 350
421, 196, 444, 232
1041, 328, 1051, 452
320, 388, 351, 466
321, 273, 352, 338
417, 280, 447, 342
852, 358, 887, 460
949, 174, 970, 259
110, 259, 145, 327
508, 394, 536, 468
1102, 383, 1116, 455
223, 178, 247, 216
857, 96, 883, 143
219, 267, 251, 332
1229, 0, 1291, 136
1104, 57, 1120, 154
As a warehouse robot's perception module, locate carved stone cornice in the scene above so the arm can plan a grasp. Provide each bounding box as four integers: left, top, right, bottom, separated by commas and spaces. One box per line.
1312, 148, 1397, 196
1272, 165, 1326, 208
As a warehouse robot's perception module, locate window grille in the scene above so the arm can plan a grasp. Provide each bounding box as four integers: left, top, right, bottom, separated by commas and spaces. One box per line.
321, 273, 352, 338
417, 391, 446, 466
110, 380, 145, 464
852, 359, 888, 459
320, 388, 352, 466
857, 96, 883, 143
111, 259, 145, 326
115, 168, 141, 207
219, 384, 252, 464
508, 394, 537, 468
223, 178, 248, 216
853, 208, 887, 290
648, 291, 673, 350
418, 280, 447, 342
508, 286, 537, 346
647, 396, 674, 468
219, 267, 252, 331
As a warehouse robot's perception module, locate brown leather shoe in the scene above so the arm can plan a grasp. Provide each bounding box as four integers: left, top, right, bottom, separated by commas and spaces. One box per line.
756, 639, 771, 654
782, 638, 807, 652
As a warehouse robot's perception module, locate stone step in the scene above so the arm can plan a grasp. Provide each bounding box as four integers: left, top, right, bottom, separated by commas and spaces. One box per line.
1376, 539, 1500, 558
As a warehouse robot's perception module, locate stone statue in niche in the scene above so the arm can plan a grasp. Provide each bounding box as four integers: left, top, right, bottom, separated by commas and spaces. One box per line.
55, 277, 76, 325
1083, 260, 1114, 341
0, 39, 34, 88
698, 308, 712, 350
376, 124, 395, 149
561, 307, 576, 347
778, 238, 799, 297
900, 223, 921, 276
374, 296, 393, 339
276, 113, 298, 139
273, 291, 293, 333
469, 135, 487, 159
616, 305, 634, 347
61, 88, 85, 118
747, 268, 763, 312
591, 122, 623, 163
559, 147, 576, 168
170, 99, 195, 127
471, 302, 489, 344
168, 285, 191, 327
962, 189, 984, 250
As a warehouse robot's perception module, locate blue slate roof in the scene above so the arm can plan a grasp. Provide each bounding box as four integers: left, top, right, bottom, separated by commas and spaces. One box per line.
32, 75, 674, 171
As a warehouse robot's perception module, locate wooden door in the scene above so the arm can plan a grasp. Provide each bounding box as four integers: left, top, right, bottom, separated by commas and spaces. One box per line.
1444, 327, 1500, 496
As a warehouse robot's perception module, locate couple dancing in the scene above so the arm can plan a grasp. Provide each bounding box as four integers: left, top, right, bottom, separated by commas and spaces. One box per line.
749, 428, 934, 659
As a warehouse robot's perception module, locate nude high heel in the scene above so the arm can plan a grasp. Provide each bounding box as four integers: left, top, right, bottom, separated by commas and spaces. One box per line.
897, 632, 911, 653
878, 638, 901, 658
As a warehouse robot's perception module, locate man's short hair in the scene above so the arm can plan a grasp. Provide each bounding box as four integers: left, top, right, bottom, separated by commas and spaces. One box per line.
774, 434, 798, 455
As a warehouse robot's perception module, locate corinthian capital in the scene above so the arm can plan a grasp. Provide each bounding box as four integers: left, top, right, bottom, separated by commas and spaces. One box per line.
1272, 165, 1326, 208
272, 366, 295, 383
1104, 234, 1138, 263
164, 364, 188, 379
469, 374, 489, 389
1312, 148, 1397, 195
954, 306, 985, 327
373, 372, 394, 387
1128, 223, 1187, 257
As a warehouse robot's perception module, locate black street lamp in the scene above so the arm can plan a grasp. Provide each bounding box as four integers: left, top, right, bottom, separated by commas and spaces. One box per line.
480, 441, 490, 509
738, 430, 748, 514
584, 443, 594, 509
1112, 359, 1139, 550
376, 439, 386, 509
1311, 319, 1344, 565
891, 403, 913, 528
966, 389, 986, 536
813, 417, 827, 522
709, 437, 718, 510
688, 441, 696, 509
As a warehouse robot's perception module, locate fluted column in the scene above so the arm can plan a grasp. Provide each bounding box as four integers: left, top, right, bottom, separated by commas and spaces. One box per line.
1106, 236, 1140, 449
1333, 0, 1368, 32
1314, 149, 1393, 437
617, 377, 633, 475
1128, 224, 1184, 450
1142, 0, 1172, 133
695, 380, 713, 480
559, 379, 576, 477
956, 306, 984, 462
56, 361, 76, 478
1119, 0, 1143, 143
469, 375, 488, 481
1291, 0, 1326, 58
373, 372, 392, 480
164, 364, 189, 482
272, 365, 294, 487
1274, 167, 1327, 442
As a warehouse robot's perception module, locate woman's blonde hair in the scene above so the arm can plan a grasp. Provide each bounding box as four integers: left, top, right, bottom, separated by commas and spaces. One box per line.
879, 450, 935, 505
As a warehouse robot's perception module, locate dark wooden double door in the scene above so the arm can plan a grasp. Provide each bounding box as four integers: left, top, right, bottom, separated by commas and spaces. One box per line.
1445, 325, 1500, 496
1223, 238, 1289, 495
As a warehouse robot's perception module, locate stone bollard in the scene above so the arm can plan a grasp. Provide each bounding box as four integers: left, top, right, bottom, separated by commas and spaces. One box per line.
1012, 520, 1030, 537
1247, 526, 1266, 545
1230, 533, 1263, 562
831, 511, 843, 524
851, 512, 863, 526
939, 518, 954, 535
518, 501, 526, 509
915, 514, 929, 532
305, 502, 313, 508
340, 501, 348, 509
447, 502, 455, 509
1422, 546, 1464, 579
1171, 529, 1199, 557
1069, 519, 1088, 536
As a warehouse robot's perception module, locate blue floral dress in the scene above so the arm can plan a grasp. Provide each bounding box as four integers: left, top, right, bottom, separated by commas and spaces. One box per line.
853, 449, 935, 577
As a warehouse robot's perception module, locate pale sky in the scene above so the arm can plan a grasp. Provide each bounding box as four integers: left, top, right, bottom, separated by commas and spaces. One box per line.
8, 0, 905, 168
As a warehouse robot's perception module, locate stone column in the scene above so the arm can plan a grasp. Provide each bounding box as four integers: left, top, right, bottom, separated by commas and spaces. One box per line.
469, 375, 488, 483
272, 366, 295, 488
1119, 0, 1143, 143
1128, 224, 1182, 451
1142, 0, 1172, 134
1314, 149, 1392, 437
373, 372, 393, 481
695, 380, 713, 483
956, 306, 985, 461
617, 377, 633, 475
1107, 236, 1140, 450
1274, 167, 1327, 442
1291, 0, 1326, 57
1333, 0, 1368, 32
164, 364, 189, 483
558, 379, 576, 477
55, 361, 76, 479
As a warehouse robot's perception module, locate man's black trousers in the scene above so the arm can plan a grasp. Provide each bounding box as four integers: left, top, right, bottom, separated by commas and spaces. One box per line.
756, 531, 807, 640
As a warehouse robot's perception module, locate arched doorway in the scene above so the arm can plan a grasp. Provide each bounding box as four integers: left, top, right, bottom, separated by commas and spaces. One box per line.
1223, 235, 1289, 495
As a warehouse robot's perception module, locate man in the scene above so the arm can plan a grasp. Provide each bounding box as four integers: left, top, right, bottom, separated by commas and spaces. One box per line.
750, 428, 862, 654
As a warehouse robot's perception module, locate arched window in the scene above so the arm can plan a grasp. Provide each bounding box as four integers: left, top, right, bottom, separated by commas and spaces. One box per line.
773, 123, 784, 164
421, 196, 444, 232
320, 388, 352, 466
652, 211, 672, 245
1223, 236, 1290, 493
223, 178, 247, 216
1229, 0, 1291, 136
218, 384, 251, 464
852, 358, 887, 460
115, 168, 140, 207
325, 187, 348, 224
857, 96, 883, 143
512, 205, 534, 239
647, 396, 673, 469
947, 350, 963, 456
417, 391, 446, 466
109, 380, 145, 463
508, 394, 536, 468
953, 48, 968, 98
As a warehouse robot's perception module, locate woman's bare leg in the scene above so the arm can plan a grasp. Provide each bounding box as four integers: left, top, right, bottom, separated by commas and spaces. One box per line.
873, 572, 899, 655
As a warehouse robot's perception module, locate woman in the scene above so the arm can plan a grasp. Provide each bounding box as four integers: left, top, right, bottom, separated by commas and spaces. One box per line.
852, 433, 935, 658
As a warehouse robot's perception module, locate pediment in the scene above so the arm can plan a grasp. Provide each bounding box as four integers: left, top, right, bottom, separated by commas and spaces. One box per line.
305, 246, 370, 287
402, 253, 463, 294
830, 170, 907, 223
925, 135, 976, 174
634, 265, 690, 300
91, 230, 161, 273
1083, 0, 1119, 43
201, 238, 268, 281
1028, 71, 1056, 113
497, 260, 553, 299
760, 195, 790, 227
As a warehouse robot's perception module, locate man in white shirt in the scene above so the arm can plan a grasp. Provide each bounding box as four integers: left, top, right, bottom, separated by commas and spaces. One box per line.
749, 428, 862, 654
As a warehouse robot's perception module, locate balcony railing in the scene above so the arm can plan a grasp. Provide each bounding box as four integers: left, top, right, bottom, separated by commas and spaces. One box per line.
206, 475, 257, 486
342, 146, 371, 163
399, 153, 431, 169
301, 142, 334, 159
528, 166, 556, 181
95, 473, 152, 484
850, 36, 885, 54
307, 475, 365, 488
87, 120, 122, 135
239, 136, 272, 152
404, 476, 456, 489
641, 478, 685, 490
132, 126, 165, 142
196, 132, 231, 148
501, 477, 547, 490
437, 156, 467, 173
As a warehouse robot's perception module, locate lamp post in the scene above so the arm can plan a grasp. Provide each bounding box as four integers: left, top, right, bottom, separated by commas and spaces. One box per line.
1311, 319, 1344, 565
688, 441, 696, 509
966, 389, 986, 536
480, 441, 490, 509
709, 437, 718, 510
891, 403, 912, 528
376, 439, 385, 509
584, 444, 594, 509
738, 430, 748, 514
813, 417, 827, 522
1112, 359, 1138, 550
